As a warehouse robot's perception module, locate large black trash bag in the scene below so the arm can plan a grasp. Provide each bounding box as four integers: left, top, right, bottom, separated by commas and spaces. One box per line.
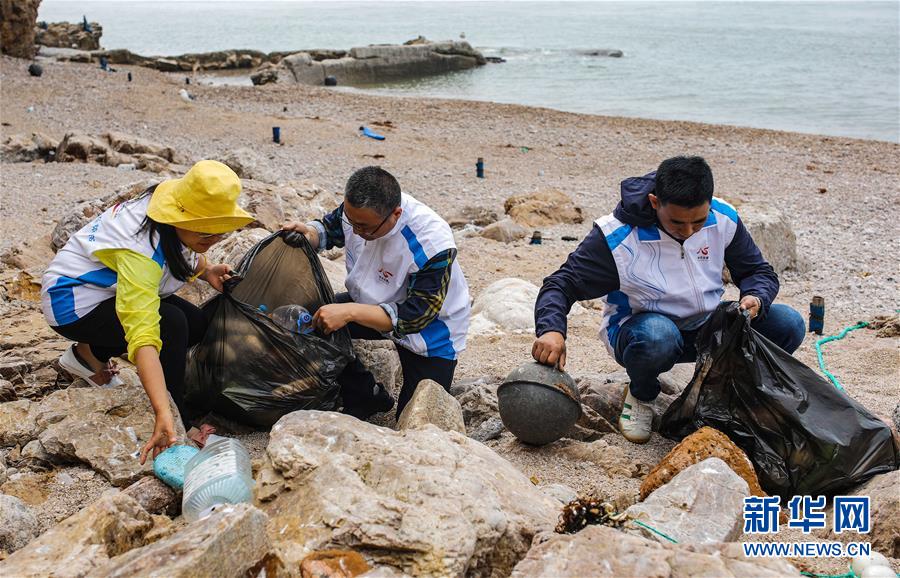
660, 302, 898, 498
185, 231, 353, 428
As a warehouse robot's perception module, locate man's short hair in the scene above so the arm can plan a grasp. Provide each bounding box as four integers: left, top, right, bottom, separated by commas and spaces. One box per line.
654, 156, 714, 207
345, 166, 401, 216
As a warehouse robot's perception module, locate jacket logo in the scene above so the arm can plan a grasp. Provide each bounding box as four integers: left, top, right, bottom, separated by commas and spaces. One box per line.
696, 246, 709, 261
377, 267, 394, 284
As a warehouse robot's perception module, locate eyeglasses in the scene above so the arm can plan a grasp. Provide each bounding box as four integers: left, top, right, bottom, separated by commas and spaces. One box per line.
342, 211, 393, 236
197, 232, 226, 240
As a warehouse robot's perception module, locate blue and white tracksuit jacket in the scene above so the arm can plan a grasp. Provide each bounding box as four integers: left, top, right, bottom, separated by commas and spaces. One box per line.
535, 172, 779, 354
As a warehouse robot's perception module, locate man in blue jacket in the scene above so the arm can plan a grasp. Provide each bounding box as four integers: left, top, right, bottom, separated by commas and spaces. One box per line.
532, 156, 805, 444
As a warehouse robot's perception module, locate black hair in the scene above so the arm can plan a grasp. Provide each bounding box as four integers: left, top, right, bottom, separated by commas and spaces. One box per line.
654, 156, 714, 207
344, 166, 402, 217
134, 185, 195, 282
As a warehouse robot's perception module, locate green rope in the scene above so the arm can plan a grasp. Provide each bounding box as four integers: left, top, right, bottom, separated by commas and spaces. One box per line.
814, 322, 868, 391
631, 519, 679, 544
800, 571, 855, 578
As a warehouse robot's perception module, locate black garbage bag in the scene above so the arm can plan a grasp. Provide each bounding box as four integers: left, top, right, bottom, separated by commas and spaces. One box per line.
185, 231, 353, 428
660, 302, 898, 498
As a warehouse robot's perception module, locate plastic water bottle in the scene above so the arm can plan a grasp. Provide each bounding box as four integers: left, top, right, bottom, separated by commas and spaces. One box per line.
181, 435, 254, 522
271, 304, 314, 335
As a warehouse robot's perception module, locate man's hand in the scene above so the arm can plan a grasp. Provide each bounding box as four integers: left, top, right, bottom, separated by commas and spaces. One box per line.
313, 303, 354, 335
532, 331, 567, 370
282, 221, 319, 248
140, 409, 177, 464
203, 263, 232, 292
739, 295, 762, 319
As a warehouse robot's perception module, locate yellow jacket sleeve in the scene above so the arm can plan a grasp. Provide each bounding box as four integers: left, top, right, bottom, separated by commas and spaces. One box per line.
94, 248, 163, 362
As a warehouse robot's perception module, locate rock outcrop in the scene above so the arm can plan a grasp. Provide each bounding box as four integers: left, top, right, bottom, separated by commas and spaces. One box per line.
273, 40, 486, 86
34, 20, 102, 50
510, 525, 800, 577
256, 411, 560, 576
0, 0, 41, 58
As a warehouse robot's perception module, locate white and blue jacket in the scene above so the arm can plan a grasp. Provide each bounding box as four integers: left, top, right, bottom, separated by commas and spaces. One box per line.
535, 172, 779, 353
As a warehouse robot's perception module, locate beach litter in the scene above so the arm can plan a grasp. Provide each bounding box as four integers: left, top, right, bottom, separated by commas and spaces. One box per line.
359, 126, 385, 140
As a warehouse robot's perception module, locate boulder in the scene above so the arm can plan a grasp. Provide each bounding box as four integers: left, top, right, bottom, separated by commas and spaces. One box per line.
503, 188, 584, 227
510, 525, 800, 577
726, 204, 803, 278
256, 411, 560, 576
0, 132, 58, 162
35, 21, 103, 50
470, 278, 584, 335
0, 493, 39, 554
97, 503, 270, 578
640, 426, 764, 500
817, 470, 899, 558
480, 218, 528, 243
0, 0, 41, 58
396, 379, 465, 434
0, 492, 154, 577
625, 457, 749, 544
282, 52, 326, 84
352, 339, 402, 395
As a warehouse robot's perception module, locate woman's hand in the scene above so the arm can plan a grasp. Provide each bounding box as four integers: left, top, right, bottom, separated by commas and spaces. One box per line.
203, 263, 233, 292
313, 303, 355, 335
139, 409, 178, 464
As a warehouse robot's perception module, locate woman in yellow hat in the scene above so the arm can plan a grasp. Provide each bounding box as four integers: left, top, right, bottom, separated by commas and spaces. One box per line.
40, 160, 254, 463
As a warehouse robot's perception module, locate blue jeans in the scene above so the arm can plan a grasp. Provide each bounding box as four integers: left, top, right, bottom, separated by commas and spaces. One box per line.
613, 304, 806, 402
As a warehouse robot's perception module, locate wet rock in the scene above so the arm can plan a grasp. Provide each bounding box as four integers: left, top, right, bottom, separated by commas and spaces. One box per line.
0, 378, 16, 402
480, 218, 528, 243
0, 492, 154, 576
0, 493, 39, 553
97, 503, 270, 578
256, 411, 559, 576
121, 475, 179, 516
641, 426, 764, 500
300, 549, 371, 578
469, 416, 505, 443
503, 188, 584, 227
0, 132, 59, 162
626, 457, 749, 544
396, 379, 465, 434
0, 0, 41, 58
510, 525, 800, 577
353, 339, 402, 396
470, 278, 583, 335
817, 470, 899, 557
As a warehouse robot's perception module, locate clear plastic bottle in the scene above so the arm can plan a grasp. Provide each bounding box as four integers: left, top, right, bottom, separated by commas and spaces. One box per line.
271, 304, 314, 335
181, 435, 254, 522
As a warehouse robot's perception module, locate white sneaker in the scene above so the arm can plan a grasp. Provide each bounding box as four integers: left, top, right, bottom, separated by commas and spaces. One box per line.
59, 345, 124, 388
619, 389, 653, 444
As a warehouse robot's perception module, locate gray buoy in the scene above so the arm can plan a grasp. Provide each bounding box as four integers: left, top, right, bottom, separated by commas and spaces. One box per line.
28, 63, 43, 77
498, 362, 581, 445
324, 76, 337, 86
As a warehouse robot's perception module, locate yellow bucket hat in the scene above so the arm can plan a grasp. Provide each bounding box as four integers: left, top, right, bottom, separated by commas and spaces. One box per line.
147, 160, 254, 234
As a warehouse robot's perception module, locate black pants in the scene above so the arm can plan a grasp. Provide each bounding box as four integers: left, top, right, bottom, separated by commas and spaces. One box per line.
334, 293, 457, 417
50, 295, 207, 424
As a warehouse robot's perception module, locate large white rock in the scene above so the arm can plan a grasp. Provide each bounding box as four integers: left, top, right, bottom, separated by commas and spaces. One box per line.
625, 457, 749, 544
469, 278, 584, 335
510, 525, 800, 577
255, 411, 559, 576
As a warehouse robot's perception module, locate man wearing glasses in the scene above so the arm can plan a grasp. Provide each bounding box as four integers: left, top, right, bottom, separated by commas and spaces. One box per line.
531, 156, 805, 445
283, 166, 470, 420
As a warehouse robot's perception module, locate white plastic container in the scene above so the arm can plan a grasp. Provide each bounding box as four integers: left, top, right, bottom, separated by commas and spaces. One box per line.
181, 435, 254, 522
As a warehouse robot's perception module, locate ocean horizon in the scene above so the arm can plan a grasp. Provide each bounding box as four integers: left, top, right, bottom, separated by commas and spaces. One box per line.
38, 1, 900, 143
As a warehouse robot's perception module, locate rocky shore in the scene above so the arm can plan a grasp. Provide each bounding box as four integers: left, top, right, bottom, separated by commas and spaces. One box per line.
1, 49, 898, 577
